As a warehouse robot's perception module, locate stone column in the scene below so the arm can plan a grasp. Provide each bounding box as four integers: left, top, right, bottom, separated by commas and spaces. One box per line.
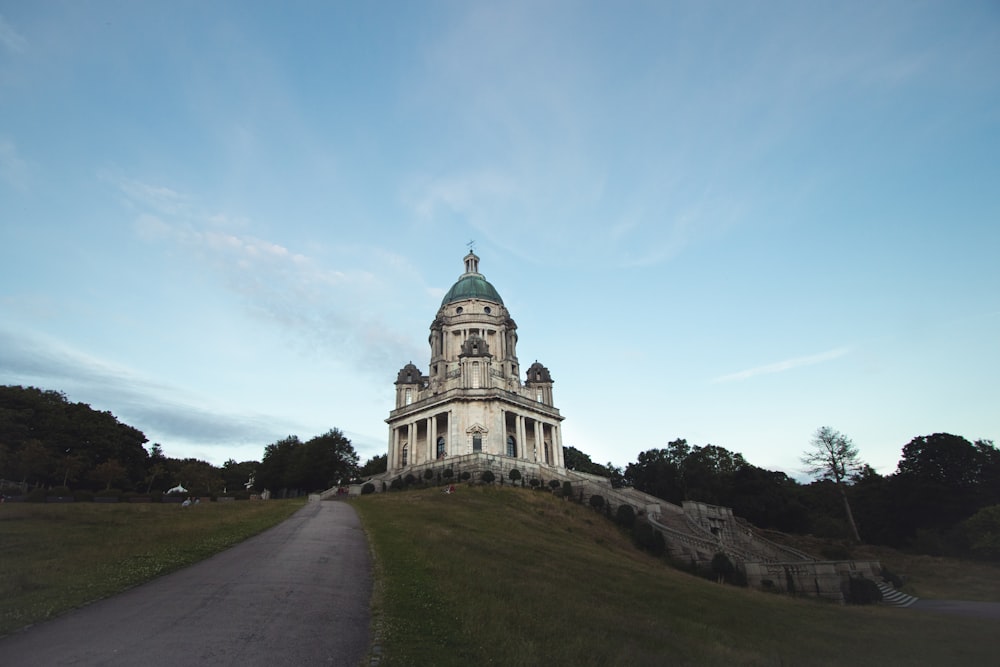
407, 423, 415, 466
533, 420, 542, 462
429, 415, 437, 461
388, 427, 396, 472
499, 408, 505, 455
516, 414, 526, 459
554, 425, 563, 467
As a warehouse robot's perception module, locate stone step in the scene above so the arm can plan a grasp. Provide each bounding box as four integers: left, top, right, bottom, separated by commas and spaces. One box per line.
876, 580, 919, 607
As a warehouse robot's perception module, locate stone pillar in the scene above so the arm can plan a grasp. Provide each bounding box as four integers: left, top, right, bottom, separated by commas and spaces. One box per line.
499, 408, 505, 455
533, 420, 542, 462
516, 414, 526, 459
407, 423, 415, 466
388, 427, 396, 472
429, 415, 437, 461
554, 425, 563, 467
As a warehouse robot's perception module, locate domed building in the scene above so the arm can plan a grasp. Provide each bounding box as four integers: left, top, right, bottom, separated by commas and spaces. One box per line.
386, 252, 565, 473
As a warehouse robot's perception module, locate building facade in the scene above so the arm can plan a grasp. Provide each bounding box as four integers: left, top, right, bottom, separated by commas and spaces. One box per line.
386, 252, 565, 473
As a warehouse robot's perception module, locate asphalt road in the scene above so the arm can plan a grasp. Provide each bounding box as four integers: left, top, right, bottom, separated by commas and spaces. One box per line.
0, 500, 372, 666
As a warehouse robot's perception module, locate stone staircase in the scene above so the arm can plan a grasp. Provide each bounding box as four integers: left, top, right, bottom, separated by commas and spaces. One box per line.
876, 580, 919, 607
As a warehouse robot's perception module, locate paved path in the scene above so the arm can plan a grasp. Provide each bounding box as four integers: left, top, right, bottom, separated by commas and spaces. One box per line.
909, 598, 1000, 620
0, 500, 371, 666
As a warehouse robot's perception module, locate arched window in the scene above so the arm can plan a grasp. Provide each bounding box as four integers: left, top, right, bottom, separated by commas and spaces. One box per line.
405, 388, 412, 405
401, 444, 409, 466
506, 435, 517, 458
472, 434, 482, 452
437, 436, 446, 459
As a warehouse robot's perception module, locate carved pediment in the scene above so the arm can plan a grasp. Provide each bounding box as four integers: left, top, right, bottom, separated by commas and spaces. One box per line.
466, 423, 489, 434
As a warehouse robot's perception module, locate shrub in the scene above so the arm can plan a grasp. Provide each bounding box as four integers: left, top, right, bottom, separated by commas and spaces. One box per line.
460, 471, 471, 481
27, 488, 48, 503
633, 522, 664, 555
844, 576, 882, 605
529, 478, 540, 488
48, 486, 72, 498
423, 469, 435, 481
960, 505, 1000, 560
443, 468, 453, 480
616, 504, 636, 528
481, 470, 496, 484
390, 478, 404, 491
589, 494, 605, 510
562, 481, 573, 499
361, 482, 376, 495
74, 489, 94, 502
509, 469, 521, 484
880, 566, 904, 589
548, 480, 561, 491
403, 473, 417, 486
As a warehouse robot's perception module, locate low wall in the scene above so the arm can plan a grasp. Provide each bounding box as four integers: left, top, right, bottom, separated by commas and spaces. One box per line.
744, 560, 882, 603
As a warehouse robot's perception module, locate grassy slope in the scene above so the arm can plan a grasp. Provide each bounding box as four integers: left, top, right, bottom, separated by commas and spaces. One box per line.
0, 499, 306, 636
355, 486, 1000, 667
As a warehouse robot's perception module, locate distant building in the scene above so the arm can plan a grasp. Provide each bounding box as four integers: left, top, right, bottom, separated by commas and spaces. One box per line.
386, 252, 565, 473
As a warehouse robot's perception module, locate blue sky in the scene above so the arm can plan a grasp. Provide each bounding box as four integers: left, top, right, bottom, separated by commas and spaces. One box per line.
1, 1, 998, 477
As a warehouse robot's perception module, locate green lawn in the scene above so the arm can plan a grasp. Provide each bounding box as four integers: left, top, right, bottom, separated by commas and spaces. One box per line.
0, 499, 306, 636
354, 486, 1000, 666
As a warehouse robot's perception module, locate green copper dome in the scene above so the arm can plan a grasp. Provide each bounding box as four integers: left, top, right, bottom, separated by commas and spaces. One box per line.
441, 274, 504, 306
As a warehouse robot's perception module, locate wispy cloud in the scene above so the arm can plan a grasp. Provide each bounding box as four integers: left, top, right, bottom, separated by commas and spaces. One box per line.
711, 347, 851, 384
0, 328, 292, 446
117, 176, 427, 375
0, 14, 26, 54
0, 138, 30, 190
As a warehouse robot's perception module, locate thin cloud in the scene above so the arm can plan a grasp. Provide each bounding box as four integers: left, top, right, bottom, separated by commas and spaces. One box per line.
0, 15, 26, 54
117, 176, 426, 375
0, 139, 30, 190
711, 347, 851, 384
0, 328, 293, 446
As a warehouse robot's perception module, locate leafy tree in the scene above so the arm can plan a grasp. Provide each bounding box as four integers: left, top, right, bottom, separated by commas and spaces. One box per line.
802, 427, 863, 542
605, 462, 626, 488
91, 458, 127, 491
256, 436, 302, 494
480, 470, 496, 484
729, 464, 809, 533
13, 440, 54, 487
562, 446, 612, 476
895, 433, 996, 532
681, 444, 748, 505
359, 453, 388, 477
624, 439, 694, 503
257, 430, 359, 494
508, 468, 521, 484
0, 385, 150, 490
220, 459, 256, 494
960, 505, 1000, 560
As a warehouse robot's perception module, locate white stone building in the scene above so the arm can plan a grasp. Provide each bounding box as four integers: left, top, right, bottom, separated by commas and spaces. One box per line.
386, 252, 565, 474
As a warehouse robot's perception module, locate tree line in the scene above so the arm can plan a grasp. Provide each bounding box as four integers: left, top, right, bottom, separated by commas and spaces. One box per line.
5, 385, 997, 559
0, 385, 376, 498
564, 429, 1000, 559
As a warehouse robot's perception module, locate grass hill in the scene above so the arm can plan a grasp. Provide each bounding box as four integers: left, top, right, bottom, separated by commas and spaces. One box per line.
354, 485, 1000, 666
